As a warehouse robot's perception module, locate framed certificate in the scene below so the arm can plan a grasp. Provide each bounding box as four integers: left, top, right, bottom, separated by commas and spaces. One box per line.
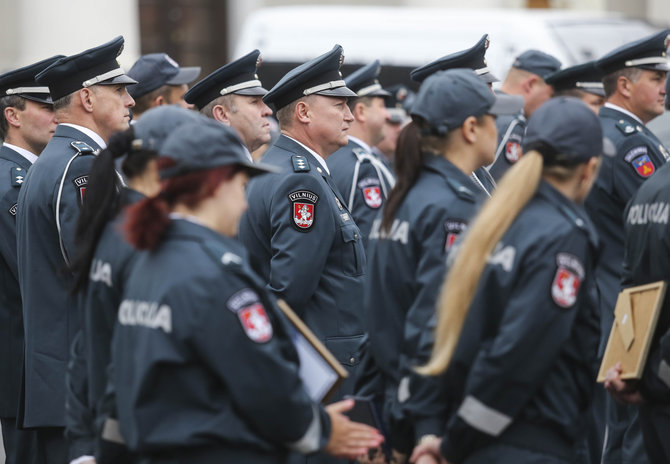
597, 281, 667, 382
277, 299, 348, 402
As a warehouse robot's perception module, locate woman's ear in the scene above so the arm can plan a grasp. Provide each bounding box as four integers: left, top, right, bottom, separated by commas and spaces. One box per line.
460, 116, 478, 144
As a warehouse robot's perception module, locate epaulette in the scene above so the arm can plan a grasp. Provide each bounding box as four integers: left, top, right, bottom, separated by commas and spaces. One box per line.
70, 141, 96, 154
352, 147, 369, 160
291, 155, 310, 172
615, 120, 636, 136
446, 178, 475, 202
200, 240, 243, 269
11, 166, 26, 187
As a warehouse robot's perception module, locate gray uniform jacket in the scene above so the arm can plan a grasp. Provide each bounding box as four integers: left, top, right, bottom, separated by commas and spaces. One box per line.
16, 124, 100, 427
0, 145, 32, 418
239, 134, 367, 398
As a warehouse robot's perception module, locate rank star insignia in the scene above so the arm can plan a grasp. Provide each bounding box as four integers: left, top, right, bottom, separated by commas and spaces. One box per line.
362, 186, 382, 208
15, 176, 23, 184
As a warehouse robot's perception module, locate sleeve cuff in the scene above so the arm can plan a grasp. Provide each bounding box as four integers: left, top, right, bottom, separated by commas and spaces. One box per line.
413, 417, 445, 443
68, 437, 95, 462
69, 456, 95, 464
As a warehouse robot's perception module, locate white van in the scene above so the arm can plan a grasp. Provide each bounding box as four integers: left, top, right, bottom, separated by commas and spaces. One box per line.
234, 6, 660, 89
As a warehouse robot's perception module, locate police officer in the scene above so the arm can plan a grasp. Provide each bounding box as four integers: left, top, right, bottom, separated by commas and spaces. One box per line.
605, 153, 670, 464
15, 36, 136, 463
364, 69, 522, 456
584, 29, 670, 464
488, 49, 561, 182
238, 45, 369, 402
411, 97, 604, 464
66, 106, 202, 463
126, 53, 201, 119
327, 60, 396, 248
113, 120, 383, 463
372, 84, 414, 168
0, 55, 61, 464
410, 34, 501, 197
185, 49, 273, 159
545, 61, 605, 114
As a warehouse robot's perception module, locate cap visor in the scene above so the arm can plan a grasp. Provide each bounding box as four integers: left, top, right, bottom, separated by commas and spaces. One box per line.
584, 87, 606, 98
489, 94, 524, 116
234, 86, 269, 97
166, 66, 202, 85
316, 86, 358, 98
638, 62, 670, 72
100, 74, 139, 85
369, 88, 392, 97
22, 94, 53, 105
386, 108, 408, 124
480, 71, 499, 84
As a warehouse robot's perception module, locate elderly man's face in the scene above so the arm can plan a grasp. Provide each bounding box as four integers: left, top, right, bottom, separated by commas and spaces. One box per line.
306, 95, 354, 156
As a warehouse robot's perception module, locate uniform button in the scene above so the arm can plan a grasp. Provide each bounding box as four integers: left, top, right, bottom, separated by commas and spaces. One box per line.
354, 233, 358, 239
349, 356, 356, 364
316, 167, 323, 173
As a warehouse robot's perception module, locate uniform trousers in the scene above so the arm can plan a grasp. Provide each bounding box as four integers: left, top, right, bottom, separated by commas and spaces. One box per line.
1, 417, 39, 464
638, 403, 670, 464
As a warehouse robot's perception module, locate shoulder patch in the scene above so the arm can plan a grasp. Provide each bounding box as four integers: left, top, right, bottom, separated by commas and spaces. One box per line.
444, 220, 467, 252
446, 178, 475, 202
226, 289, 273, 343
288, 190, 319, 231
8, 203, 17, 216
11, 166, 26, 187
615, 120, 636, 136
626, 148, 655, 179
551, 253, 585, 309
352, 147, 368, 160
358, 177, 382, 209
505, 141, 522, 164
291, 155, 310, 172
70, 141, 95, 154
72, 175, 88, 202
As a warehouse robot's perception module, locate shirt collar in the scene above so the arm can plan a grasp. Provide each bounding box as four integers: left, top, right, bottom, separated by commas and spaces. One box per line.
348, 135, 372, 153
283, 134, 330, 174
604, 102, 644, 125
59, 123, 107, 149
3, 142, 38, 164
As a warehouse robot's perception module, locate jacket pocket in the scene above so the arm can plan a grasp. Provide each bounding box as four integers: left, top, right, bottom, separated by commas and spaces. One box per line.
340, 224, 365, 277
325, 334, 365, 367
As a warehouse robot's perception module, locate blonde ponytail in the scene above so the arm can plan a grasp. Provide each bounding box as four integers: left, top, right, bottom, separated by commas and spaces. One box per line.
417, 151, 544, 376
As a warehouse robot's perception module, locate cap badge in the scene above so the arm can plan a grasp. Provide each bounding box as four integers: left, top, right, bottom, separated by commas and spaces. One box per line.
165, 55, 179, 68
485, 36, 490, 50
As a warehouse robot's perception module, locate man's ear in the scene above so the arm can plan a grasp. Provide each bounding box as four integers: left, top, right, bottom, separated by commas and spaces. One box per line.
79, 88, 94, 113
295, 100, 311, 124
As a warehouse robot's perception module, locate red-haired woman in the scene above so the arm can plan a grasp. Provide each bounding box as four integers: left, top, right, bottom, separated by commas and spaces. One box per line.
112, 119, 383, 464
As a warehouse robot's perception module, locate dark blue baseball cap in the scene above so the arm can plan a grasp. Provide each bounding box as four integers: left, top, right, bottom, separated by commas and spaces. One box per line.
512, 49, 562, 79
35, 36, 137, 101
596, 29, 670, 74
411, 68, 523, 135
545, 61, 605, 97
411, 34, 498, 84
158, 118, 279, 179
344, 60, 391, 98
185, 50, 268, 110
132, 105, 206, 153
126, 53, 201, 100
0, 55, 64, 104
263, 45, 357, 110
524, 97, 611, 164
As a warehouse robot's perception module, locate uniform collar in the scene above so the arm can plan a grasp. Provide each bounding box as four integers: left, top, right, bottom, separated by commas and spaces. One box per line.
602, 102, 644, 125
59, 123, 107, 149
348, 135, 372, 153
536, 180, 598, 247
3, 142, 38, 164
167, 217, 246, 255
280, 134, 330, 174
422, 153, 479, 193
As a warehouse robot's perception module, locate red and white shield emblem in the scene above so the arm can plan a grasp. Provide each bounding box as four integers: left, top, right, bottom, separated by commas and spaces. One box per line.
551, 267, 581, 308
445, 232, 458, 252
363, 186, 382, 209
238, 303, 273, 343
293, 202, 314, 229
79, 187, 86, 203
505, 141, 522, 163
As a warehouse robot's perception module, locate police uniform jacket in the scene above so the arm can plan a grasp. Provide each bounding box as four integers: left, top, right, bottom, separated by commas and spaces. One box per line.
16, 124, 100, 427
623, 161, 670, 404
238, 134, 367, 395
364, 154, 484, 431
65, 188, 144, 457
585, 105, 669, 353
112, 219, 329, 461
438, 181, 600, 463
327, 138, 395, 249
0, 145, 31, 419
488, 92, 526, 182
